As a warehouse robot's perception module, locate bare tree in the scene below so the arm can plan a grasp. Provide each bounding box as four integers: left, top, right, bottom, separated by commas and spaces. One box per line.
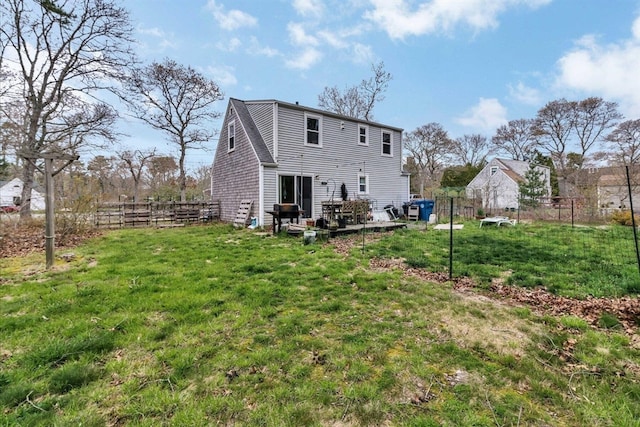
534, 99, 574, 179
572, 97, 622, 167
0, 0, 136, 219
604, 119, 640, 166
0, 117, 21, 164
318, 61, 392, 121
404, 123, 453, 196
117, 148, 156, 202
492, 118, 539, 161
124, 59, 223, 201
450, 134, 491, 167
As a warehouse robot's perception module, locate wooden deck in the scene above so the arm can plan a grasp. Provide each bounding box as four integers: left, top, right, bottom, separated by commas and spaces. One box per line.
329, 221, 407, 236
287, 221, 406, 238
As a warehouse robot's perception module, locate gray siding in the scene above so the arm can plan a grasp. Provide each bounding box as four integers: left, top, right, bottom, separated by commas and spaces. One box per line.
275, 103, 408, 218
262, 166, 278, 223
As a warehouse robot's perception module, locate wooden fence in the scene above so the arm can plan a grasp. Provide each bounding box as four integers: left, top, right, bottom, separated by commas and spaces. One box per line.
95, 201, 220, 228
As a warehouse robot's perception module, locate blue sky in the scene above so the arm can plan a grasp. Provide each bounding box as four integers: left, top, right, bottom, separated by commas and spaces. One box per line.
120, 0, 640, 171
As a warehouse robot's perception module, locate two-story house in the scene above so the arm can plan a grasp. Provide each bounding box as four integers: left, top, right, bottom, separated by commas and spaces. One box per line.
211, 98, 410, 226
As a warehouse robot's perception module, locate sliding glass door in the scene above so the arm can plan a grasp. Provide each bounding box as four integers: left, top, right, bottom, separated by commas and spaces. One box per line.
279, 175, 312, 217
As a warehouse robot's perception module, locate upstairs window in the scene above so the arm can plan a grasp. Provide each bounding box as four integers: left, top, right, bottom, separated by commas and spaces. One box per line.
490, 166, 498, 176
381, 130, 392, 156
305, 113, 322, 146
228, 121, 235, 152
358, 124, 369, 146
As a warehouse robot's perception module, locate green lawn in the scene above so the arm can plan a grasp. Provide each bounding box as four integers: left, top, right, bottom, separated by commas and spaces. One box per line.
1, 224, 639, 426
368, 221, 640, 298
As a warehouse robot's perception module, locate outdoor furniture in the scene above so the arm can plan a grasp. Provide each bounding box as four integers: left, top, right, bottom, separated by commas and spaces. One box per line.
341, 200, 356, 224
479, 216, 515, 227
321, 199, 370, 226
266, 204, 304, 234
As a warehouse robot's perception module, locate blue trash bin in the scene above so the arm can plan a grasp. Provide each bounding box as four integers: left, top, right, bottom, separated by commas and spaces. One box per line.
412, 199, 434, 221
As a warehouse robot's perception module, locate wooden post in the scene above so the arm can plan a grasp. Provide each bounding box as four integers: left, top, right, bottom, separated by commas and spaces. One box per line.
44, 158, 55, 269
19, 151, 79, 269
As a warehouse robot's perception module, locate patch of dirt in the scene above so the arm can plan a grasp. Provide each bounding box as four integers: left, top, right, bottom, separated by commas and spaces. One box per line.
335, 234, 640, 335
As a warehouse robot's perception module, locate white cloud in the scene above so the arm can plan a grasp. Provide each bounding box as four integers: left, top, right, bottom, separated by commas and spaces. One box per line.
456, 98, 508, 131
555, 16, 640, 117
206, 0, 257, 31
288, 22, 319, 46
207, 65, 238, 87
137, 26, 164, 38
508, 81, 541, 106
364, 0, 551, 40
351, 43, 374, 64
136, 25, 177, 50
285, 47, 323, 70
216, 37, 242, 52
318, 30, 349, 49
247, 37, 281, 57
293, 0, 325, 18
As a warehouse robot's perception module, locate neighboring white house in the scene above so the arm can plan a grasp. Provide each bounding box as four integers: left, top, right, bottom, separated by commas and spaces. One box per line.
596, 172, 640, 210
211, 98, 410, 225
0, 178, 46, 210
466, 158, 551, 211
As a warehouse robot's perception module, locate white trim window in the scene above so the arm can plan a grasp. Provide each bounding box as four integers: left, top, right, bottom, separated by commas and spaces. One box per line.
305, 113, 322, 147
490, 166, 498, 176
381, 130, 392, 156
358, 124, 369, 146
228, 120, 236, 152
358, 173, 369, 195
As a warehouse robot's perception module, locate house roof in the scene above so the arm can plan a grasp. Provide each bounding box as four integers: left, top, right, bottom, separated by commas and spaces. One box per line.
241, 98, 404, 133
503, 169, 525, 183
495, 158, 531, 176
230, 98, 275, 165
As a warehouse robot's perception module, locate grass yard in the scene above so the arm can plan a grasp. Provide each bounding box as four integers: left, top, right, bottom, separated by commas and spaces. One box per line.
369, 221, 640, 298
1, 223, 639, 426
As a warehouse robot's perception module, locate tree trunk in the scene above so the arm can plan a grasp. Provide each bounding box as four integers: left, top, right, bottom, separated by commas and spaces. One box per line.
19, 160, 37, 222
179, 146, 187, 202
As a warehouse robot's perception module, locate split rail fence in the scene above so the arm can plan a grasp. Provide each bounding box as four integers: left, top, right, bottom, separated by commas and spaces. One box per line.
94, 201, 220, 229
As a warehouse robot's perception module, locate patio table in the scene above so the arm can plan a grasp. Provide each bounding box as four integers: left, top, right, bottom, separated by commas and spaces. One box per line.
479, 216, 515, 227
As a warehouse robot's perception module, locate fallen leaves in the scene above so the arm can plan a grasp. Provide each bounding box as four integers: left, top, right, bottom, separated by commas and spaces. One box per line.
0, 223, 101, 259
334, 233, 639, 335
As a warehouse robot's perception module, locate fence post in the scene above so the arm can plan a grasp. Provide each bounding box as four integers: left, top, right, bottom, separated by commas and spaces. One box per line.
449, 197, 454, 281
625, 166, 640, 277
571, 199, 574, 228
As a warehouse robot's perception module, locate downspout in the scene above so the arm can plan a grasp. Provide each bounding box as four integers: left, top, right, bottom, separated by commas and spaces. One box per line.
259, 163, 265, 226
273, 101, 279, 160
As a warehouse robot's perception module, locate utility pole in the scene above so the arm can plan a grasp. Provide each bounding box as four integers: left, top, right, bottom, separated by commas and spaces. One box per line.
20, 151, 79, 269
